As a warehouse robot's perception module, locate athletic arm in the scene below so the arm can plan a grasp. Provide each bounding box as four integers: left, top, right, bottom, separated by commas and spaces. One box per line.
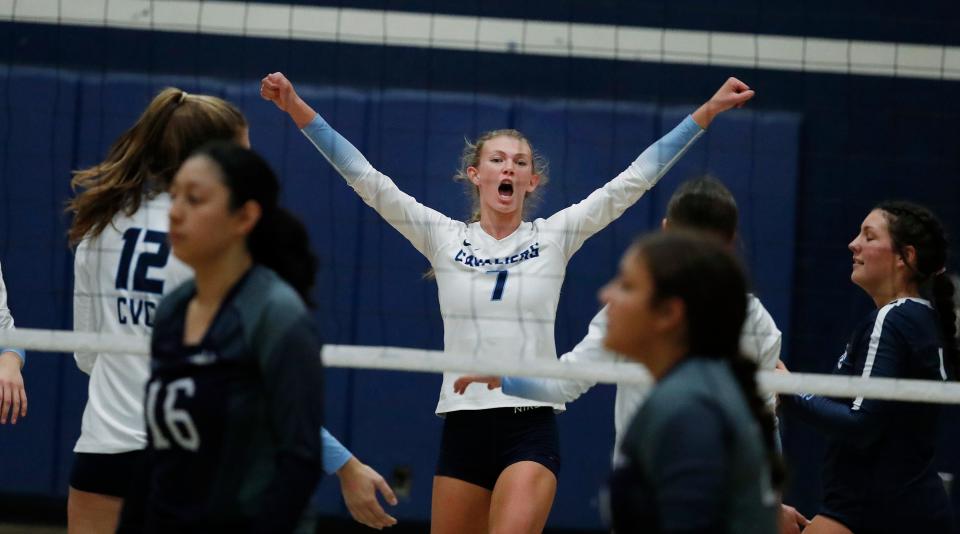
502, 306, 615, 403
263, 72, 454, 258
0, 262, 27, 424
0, 262, 24, 366
543, 78, 753, 258
780, 393, 885, 447
321, 427, 352, 474
780, 314, 905, 447
542, 115, 704, 257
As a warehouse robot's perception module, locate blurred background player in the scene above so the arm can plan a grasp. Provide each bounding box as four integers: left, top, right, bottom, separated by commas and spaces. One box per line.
602, 231, 782, 533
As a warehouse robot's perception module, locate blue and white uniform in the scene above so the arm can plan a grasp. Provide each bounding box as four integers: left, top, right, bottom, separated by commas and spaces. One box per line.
72, 194, 352, 488
781, 297, 954, 532
73, 194, 192, 455
503, 295, 781, 465
302, 113, 705, 416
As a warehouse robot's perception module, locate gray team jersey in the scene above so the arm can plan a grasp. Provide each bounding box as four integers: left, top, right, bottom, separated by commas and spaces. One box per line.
611, 357, 777, 534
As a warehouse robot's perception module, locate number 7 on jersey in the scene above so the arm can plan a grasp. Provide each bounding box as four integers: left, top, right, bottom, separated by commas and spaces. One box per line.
487, 270, 508, 301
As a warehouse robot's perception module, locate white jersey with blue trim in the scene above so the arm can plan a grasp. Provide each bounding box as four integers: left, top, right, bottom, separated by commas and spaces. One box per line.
0, 260, 25, 363
302, 114, 705, 414
504, 294, 781, 465
73, 193, 192, 453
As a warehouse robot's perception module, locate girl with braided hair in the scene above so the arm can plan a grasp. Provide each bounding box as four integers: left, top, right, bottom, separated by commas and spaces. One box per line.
779, 201, 957, 534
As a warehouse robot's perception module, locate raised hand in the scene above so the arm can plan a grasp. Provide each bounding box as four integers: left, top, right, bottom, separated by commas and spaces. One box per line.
260, 72, 316, 128
692, 77, 755, 129
452, 375, 502, 395
260, 72, 295, 110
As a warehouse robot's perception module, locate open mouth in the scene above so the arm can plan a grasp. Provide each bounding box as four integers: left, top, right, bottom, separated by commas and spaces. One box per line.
497, 181, 514, 200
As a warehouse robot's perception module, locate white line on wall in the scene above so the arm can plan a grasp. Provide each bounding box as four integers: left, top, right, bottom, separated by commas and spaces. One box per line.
3, 0, 959, 81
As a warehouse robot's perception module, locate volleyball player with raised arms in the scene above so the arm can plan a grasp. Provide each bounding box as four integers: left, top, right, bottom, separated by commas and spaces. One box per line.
68, 88, 396, 533
263, 72, 753, 533
0, 260, 27, 425
779, 201, 957, 533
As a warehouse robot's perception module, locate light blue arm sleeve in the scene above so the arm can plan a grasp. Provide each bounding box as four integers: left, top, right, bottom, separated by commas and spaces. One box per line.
321, 427, 354, 475
301, 114, 373, 187
502, 375, 575, 403
501, 307, 617, 404
300, 113, 456, 259
1, 348, 25, 366
542, 116, 705, 259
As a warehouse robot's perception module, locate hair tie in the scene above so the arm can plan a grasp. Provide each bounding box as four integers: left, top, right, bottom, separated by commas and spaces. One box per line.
178, 91, 188, 104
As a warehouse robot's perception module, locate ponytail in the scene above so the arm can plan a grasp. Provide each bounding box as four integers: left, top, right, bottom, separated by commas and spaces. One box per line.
68, 88, 246, 246
876, 200, 957, 379
248, 208, 318, 306
190, 141, 317, 305
931, 273, 959, 377
729, 355, 787, 491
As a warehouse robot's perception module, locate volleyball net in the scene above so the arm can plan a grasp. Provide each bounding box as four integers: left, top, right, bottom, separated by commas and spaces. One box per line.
3, 328, 960, 405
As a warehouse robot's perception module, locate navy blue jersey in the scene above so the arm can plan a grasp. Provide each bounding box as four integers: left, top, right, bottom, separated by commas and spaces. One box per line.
782, 297, 954, 532
123, 266, 324, 534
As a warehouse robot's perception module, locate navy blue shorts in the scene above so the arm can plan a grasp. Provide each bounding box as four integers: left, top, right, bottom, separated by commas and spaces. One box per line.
70, 450, 146, 498
436, 407, 561, 491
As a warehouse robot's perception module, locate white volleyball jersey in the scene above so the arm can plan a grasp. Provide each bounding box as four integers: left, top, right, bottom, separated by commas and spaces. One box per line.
0, 260, 15, 331
302, 114, 704, 414
503, 295, 782, 465
73, 193, 192, 453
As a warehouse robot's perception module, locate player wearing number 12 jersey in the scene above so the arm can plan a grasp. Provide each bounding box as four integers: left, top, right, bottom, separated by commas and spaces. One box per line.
67, 88, 249, 533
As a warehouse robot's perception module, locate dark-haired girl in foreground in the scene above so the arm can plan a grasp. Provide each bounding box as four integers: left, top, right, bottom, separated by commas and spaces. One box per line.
119, 143, 323, 533
602, 231, 782, 533
779, 201, 957, 534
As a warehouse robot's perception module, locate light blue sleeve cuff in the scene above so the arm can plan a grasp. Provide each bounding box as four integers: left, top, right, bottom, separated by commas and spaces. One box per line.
675, 114, 705, 142
501, 376, 566, 403
321, 427, 353, 475
1, 348, 25, 366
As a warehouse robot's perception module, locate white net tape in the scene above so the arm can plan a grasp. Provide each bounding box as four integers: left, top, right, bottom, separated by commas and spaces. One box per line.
3, 328, 960, 404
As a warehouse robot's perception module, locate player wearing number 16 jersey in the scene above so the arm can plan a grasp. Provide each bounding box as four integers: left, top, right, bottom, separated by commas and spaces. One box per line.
70, 88, 397, 533
117, 142, 324, 533
67, 88, 249, 533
